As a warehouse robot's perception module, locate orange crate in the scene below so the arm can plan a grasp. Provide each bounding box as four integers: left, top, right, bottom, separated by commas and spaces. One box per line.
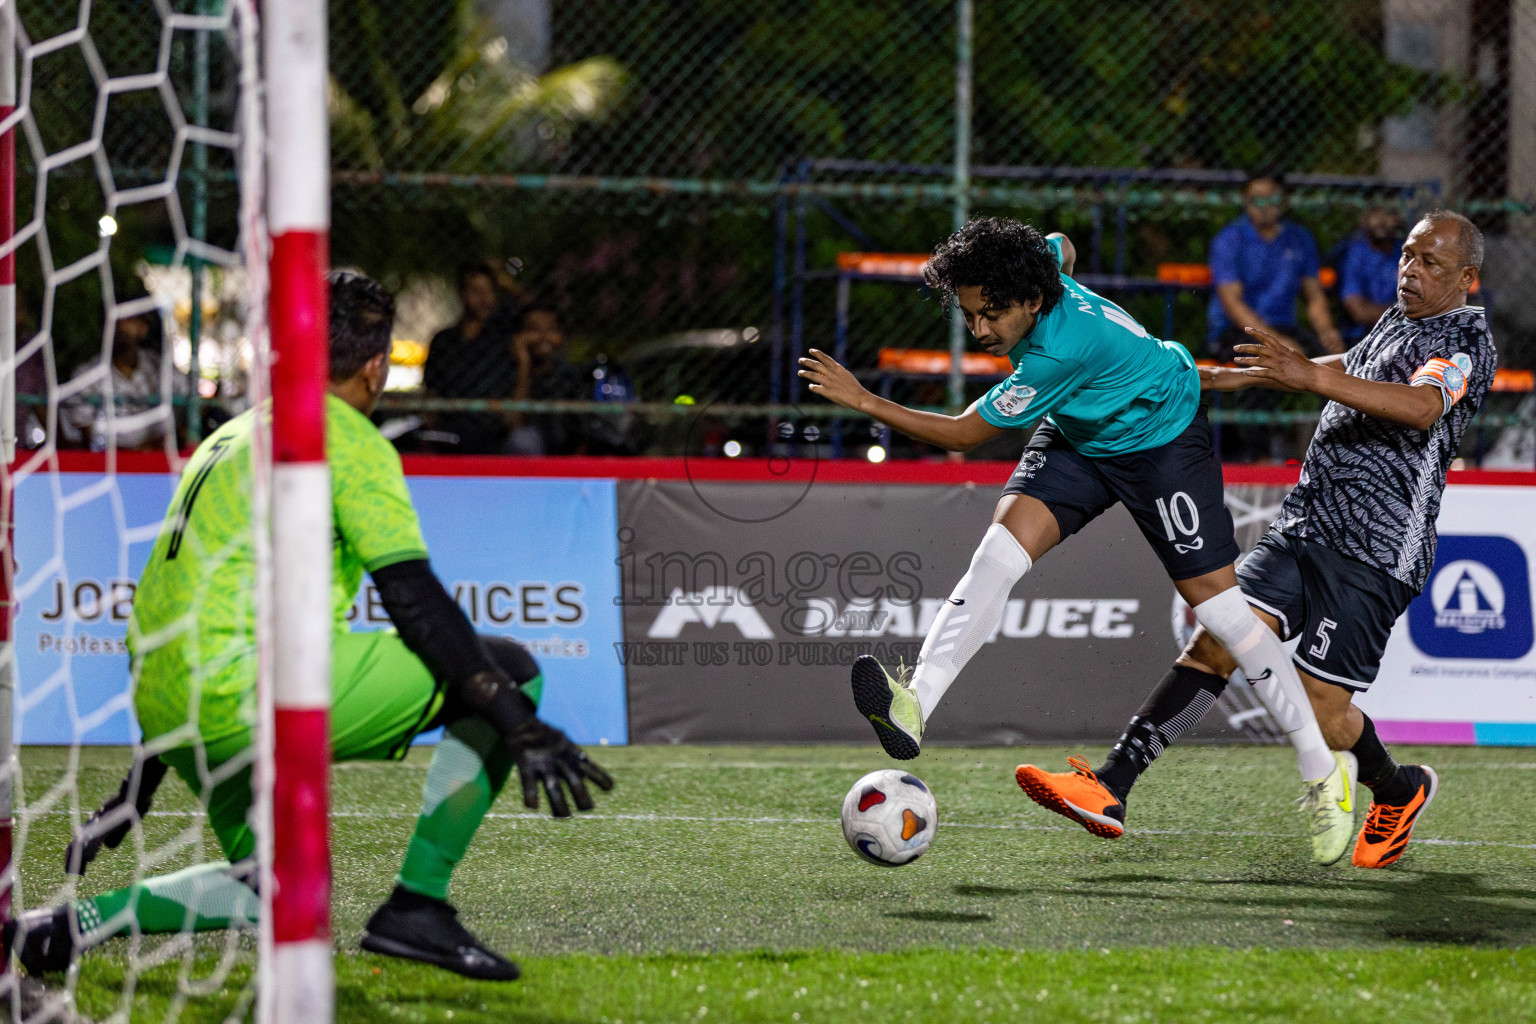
836, 252, 930, 278
877, 348, 1013, 376
1493, 368, 1534, 392
1157, 262, 1339, 289
1156, 263, 1212, 286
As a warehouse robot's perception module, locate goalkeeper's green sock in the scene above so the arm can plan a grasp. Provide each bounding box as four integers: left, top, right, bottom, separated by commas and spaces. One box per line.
77, 861, 258, 941
398, 716, 514, 902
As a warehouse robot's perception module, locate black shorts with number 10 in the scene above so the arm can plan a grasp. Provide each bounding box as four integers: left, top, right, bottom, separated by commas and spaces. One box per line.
1001, 406, 1240, 581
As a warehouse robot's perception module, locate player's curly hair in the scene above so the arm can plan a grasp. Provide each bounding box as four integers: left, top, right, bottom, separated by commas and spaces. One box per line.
329, 269, 396, 381
923, 217, 1065, 318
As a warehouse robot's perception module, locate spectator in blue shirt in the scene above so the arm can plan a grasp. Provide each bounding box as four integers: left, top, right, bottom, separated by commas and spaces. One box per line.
1337, 205, 1405, 343
1207, 173, 1343, 362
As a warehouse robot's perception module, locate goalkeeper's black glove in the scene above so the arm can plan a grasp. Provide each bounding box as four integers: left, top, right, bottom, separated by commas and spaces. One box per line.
66, 754, 169, 876
504, 718, 614, 819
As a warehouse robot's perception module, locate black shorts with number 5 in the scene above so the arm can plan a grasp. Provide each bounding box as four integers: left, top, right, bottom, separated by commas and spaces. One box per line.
1001, 406, 1240, 581
1237, 529, 1417, 692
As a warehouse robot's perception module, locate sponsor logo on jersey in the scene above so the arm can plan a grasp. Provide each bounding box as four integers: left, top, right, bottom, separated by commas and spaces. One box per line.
1442, 363, 1465, 393
1451, 352, 1473, 376
990, 384, 1036, 418
1408, 536, 1534, 659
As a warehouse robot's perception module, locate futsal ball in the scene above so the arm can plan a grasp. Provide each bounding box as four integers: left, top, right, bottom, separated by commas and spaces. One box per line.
840, 769, 937, 866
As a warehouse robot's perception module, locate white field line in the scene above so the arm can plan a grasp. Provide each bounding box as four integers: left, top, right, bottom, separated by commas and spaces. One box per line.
34, 808, 1525, 853
332, 761, 881, 771
328, 760, 1536, 772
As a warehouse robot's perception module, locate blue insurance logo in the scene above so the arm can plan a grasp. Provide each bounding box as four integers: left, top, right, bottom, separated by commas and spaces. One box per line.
1408, 535, 1534, 659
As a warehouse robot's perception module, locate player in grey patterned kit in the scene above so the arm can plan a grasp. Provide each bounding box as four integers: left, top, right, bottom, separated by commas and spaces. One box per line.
1022, 210, 1495, 869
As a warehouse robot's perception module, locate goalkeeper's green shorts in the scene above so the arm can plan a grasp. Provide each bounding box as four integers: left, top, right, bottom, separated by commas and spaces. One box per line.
159, 630, 445, 863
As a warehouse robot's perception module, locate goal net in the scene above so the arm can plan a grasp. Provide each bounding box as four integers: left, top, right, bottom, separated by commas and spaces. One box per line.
0, 1, 330, 1021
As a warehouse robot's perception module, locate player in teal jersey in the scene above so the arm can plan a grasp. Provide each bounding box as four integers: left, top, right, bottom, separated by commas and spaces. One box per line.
5, 271, 611, 982
968, 232, 1201, 456
801, 217, 1357, 864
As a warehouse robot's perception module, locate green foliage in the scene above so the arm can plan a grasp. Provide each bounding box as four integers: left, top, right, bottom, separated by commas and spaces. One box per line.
544, 0, 1437, 179
549, 0, 956, 177
2, 0, 1485, 386
329, 0, 1458, 384
329, 0, 465, 132
330, 2, 627, 172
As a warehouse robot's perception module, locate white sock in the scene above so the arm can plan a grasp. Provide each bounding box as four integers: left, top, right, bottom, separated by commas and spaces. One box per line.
1192, 587, 1335, 781
912, 523, 1032, 720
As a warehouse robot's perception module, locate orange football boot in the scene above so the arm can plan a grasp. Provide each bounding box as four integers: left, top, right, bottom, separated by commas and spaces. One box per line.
1015, 756, 1126, 838
1352, 765, 1438, 869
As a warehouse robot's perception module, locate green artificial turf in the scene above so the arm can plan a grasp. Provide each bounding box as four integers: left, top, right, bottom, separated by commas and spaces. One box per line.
11, 743, 1536, 1021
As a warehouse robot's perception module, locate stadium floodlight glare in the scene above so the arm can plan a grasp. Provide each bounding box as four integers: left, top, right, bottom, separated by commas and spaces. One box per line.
96, 214, 117, 237
867, 445, 887, 463
723, 440, 743, 458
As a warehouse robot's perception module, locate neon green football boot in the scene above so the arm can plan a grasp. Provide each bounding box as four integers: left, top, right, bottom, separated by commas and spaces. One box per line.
851, 654, 923, 760
1300, 750, 1358, 866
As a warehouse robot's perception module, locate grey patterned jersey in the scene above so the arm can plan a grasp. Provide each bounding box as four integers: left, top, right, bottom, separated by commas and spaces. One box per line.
1272, 304, 1497, 591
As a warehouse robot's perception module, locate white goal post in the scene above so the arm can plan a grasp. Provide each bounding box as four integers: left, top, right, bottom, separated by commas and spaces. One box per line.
0, 2, 335, 1021
260, 1, 333, 1023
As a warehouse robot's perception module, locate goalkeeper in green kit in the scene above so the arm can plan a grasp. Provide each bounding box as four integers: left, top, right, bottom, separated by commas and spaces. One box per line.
4, 271, 612, 982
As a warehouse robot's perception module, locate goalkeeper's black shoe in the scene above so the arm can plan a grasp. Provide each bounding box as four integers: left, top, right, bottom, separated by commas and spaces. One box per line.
3, 906, 75, 975
360, 886, 519, 982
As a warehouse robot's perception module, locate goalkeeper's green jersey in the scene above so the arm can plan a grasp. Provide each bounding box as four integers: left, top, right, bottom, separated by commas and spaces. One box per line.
130, 394, 429, 750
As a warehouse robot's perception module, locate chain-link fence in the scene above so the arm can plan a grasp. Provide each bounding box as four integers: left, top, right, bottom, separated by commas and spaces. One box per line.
21, 0, 1536, 460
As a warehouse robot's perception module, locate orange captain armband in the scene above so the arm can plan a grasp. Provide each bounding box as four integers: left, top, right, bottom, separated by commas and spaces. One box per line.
1410, 355, 1471, 411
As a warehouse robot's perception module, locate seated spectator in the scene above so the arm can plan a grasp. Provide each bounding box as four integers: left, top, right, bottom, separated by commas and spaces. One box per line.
1207, 172, 1342, 462
422, 262, 520, 453
60, 307, 185, 451
504, 304, 590, 455
1338, 205, 1405, 343
1207, 172, 1343, 361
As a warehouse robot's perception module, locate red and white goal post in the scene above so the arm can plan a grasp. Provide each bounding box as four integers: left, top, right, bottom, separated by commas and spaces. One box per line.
261, 0, 334, 1021
0, 1, 337, 1021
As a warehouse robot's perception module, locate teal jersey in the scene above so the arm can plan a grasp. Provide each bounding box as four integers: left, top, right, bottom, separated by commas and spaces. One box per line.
976, 236, 1199, 456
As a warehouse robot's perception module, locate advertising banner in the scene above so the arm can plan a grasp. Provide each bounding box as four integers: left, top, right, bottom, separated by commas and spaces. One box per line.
1210, 479, 1536, 746
17, 459, 1535, 748
14, 472, 178, 745
1365, 485, 1536, 744
616, 479, 1182, 744
13, 472, 627, 746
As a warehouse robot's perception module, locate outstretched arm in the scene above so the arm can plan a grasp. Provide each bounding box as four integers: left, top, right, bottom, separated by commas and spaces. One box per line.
797, 349, 1006, 452
1234, 327, 1443, 430
373, 559, 613, 816
1200, 352, 1345, 393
